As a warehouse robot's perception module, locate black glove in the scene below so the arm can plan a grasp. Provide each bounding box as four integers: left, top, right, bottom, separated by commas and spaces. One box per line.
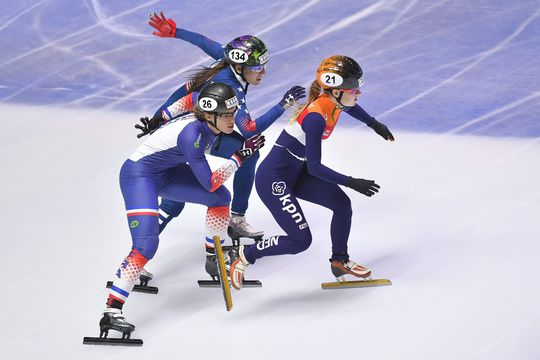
279, 85, 306, 109
135, 114, 165, 138
368, 118, 395, 141
233, 133, 265, 165
346, 177, 380, 197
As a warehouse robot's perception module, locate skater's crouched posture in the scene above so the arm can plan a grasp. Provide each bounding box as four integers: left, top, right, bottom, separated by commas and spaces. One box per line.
100, 83, 264, 338
230, 55, 395, 290
135, 12, 306, 240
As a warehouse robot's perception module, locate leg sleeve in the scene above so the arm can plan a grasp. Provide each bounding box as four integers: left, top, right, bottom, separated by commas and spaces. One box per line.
293, 167, 353, 260
232, 151, 259, 214
241, 155, 312, 264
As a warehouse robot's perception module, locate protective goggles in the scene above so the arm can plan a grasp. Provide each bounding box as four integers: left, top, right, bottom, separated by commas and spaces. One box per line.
342, 87, 361, 95
214, 108, 238, 118
246, 63, 267, 73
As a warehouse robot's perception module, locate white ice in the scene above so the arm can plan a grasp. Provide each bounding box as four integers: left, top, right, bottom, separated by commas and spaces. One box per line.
1, 0, 540, 359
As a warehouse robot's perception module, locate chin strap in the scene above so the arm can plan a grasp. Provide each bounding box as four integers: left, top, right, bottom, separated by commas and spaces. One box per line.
231, 65, 249, 93
207, 113, 221, 133
329, 90, 346, 109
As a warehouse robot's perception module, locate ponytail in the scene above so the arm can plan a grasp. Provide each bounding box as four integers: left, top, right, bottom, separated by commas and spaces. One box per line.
290, 80, 321, 124
186, 60, 228, 94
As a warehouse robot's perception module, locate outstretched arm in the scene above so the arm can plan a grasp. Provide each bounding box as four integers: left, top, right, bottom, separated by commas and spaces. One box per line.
236, 86, 306, 138
148, 11, 224, 60
345, 104, 395, 141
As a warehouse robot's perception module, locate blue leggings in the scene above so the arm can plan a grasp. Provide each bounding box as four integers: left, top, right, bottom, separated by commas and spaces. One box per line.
120, 161, 231, 260
159, 135, 256, 232
243, 146, 353, 264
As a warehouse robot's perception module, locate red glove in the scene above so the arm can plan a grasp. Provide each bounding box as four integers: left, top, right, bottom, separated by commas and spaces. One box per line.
148, 11, 176, 38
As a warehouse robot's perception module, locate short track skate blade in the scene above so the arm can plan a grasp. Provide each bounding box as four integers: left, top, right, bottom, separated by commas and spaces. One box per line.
197, 279, 262, 288
83, 336, 143, 346
106, 281, 158, 294
321, 279, 392, 290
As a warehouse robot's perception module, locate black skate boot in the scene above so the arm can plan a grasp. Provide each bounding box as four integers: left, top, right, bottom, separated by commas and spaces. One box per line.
198, 247, 262, 288
139, 268, 153, 286
83, 308, 142, 346
105, 268, 158, 295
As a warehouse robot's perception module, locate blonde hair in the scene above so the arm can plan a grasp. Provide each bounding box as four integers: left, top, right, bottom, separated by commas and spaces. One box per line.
290, 80, 322, 124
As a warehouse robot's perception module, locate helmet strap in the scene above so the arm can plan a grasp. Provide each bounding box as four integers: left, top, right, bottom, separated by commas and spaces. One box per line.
231, 65, 249, 93
207, 113, 220, 133
329, 90, 346, 109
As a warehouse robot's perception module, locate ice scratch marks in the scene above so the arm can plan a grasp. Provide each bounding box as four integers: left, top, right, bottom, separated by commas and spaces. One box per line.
273, 0, 391, 56
255, 0, 320, 37
376, 10, 540, 118
89, 0, 154, 38
0, 0, 48, 32
0, 0, 158, 69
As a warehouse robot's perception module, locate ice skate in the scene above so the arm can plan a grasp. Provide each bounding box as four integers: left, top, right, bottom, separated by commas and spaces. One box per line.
330, 259, 372, 282
227, 214, 264, 245
198, 246, 262, 288
321, 260, 392, 290
205, 252, 231, 281
139, 268, 153, 286
229, 245, 251, 290
83, 308, 143, 346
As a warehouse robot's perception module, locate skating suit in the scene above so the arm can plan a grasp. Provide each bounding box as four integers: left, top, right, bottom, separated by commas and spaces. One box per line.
107, 115, 238, 307
155, 28, 284, 217
245, 94, 376, 263
120, 114, 238, 261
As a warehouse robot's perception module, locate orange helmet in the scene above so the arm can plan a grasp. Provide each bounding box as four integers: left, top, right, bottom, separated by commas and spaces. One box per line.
316, 55, 364, 90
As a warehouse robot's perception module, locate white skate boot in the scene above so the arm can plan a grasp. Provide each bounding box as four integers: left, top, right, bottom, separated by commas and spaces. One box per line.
228, 214, 264, 244
229, 245, 250, 290
330, 259, 372, 282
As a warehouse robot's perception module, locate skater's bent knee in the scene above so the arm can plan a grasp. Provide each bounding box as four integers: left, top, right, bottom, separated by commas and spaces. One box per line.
208, 186, 231, 207
132, 237, 159, 260
290, 231, 312, 254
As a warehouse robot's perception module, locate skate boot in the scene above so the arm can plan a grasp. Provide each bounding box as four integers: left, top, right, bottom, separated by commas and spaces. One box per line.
99, 308, 135, 339
228, 213, 264, 245
139, 268, 153, 286
83, 308, 142, 346
205, 252, 231, 281
230, 245, 250, 290
330, 259, 372, 282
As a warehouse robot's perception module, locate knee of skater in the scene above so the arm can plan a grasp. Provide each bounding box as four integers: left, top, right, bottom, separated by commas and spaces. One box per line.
334, 193, 352, 218
160, 199, 185, 217
133, 238, 159, 260
209, 186, 231, 207
292, 232, 312, 254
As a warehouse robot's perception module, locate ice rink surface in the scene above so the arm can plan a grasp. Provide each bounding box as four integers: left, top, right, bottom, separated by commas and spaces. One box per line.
1, 1, 539, 359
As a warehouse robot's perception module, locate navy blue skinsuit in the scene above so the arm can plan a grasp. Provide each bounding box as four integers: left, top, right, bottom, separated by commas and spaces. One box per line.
155, 28, 285, 231
243, 94, 377, 263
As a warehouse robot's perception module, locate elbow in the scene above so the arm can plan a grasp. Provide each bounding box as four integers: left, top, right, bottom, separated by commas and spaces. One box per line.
306, 162, 321, 176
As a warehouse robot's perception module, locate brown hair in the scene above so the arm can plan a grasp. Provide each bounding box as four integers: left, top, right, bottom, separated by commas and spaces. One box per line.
193, 106, 206, 121
290, 80, 322, 124
186, 60, 229, 95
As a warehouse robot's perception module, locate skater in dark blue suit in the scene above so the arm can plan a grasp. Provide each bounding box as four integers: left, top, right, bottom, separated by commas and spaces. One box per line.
230, 56, 395, 289
98, 83, 264, 337
135, 11, 306, 241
